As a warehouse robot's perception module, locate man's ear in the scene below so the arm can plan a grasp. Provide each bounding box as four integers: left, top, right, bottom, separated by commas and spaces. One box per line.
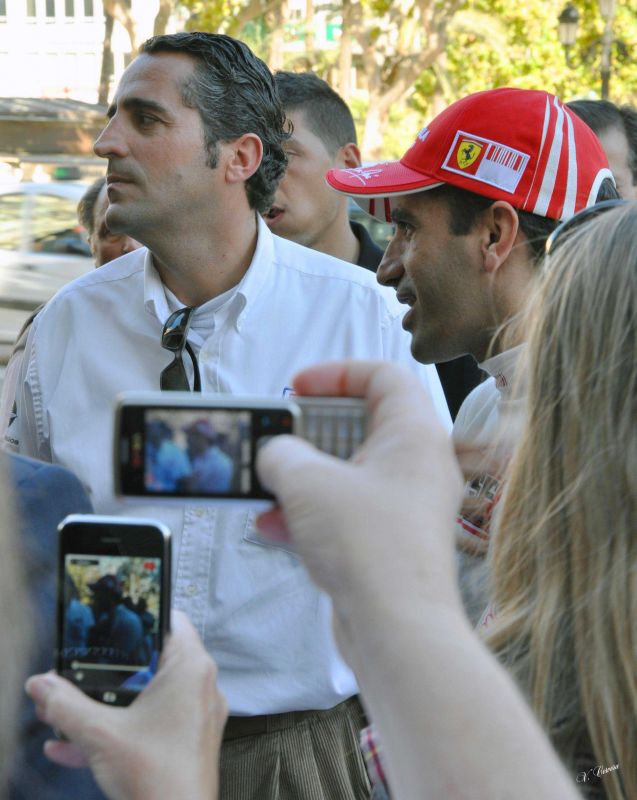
335, 142, 362, 169
481, 202, 520, 274
224, 133, 263, 185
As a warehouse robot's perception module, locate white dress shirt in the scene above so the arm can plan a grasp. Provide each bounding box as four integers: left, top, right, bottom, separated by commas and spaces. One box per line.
9, 216, 450, 714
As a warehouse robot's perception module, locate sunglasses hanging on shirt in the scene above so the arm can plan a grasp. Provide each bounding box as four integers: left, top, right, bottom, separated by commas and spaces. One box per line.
160, 306, 201, 392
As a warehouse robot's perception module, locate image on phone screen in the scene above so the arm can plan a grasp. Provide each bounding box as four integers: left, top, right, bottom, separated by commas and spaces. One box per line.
61, 553, 162, 696
142, 409, 253, 495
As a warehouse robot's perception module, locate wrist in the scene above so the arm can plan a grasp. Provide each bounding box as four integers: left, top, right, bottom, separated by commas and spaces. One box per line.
332, 569, 468, 671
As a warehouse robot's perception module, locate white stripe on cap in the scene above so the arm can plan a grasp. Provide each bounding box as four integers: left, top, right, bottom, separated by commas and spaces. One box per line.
586, 167, 615, 210
533, 96, 565, 217
524, 97, 551, 208
561, 110, 578, 220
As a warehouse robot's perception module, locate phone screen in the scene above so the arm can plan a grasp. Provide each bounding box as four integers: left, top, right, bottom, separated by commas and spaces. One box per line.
119, 405, 294, 499
57, 517, 170, 705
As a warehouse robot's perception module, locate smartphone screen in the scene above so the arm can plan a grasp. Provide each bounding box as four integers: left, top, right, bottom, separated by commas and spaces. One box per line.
117, 404, 295, 499
57, 516, 171, 705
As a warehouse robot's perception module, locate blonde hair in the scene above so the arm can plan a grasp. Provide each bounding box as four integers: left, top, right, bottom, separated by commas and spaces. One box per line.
485, 202, 637, 799
0, 454, 31, 791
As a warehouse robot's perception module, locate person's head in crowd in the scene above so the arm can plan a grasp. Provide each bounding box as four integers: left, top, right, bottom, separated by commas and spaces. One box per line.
147, 419, 174, 449
89, 574, 124, 615
265, 71, 363, 262
183, 418, 218, 458
327, 88, 618, 365
94, 31, 289, 257
567, 99, 637, 200
486, 200, 636, 799
77, 177, 142, 266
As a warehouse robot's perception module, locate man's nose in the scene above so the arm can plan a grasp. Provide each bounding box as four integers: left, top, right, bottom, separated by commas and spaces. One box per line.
377, 240, 404, 288
94, 117, 127, 159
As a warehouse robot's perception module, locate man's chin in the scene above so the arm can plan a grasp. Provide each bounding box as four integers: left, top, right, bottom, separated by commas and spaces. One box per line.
411, 334, 440, 366
105, 207, 136, 237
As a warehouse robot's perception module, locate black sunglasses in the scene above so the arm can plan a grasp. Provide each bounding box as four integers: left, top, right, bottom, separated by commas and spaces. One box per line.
160, 306, 201, 392
545, 198, 628, 257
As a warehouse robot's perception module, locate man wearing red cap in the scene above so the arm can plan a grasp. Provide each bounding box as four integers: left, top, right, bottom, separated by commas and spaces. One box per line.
327, 87, 617, 582
326, 86, 618, 799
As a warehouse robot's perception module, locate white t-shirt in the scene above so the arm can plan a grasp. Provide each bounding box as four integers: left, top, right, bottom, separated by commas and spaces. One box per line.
9, 216, 450, 715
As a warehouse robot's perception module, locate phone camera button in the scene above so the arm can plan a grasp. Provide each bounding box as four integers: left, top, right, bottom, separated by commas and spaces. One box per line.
102, 692, 117, 704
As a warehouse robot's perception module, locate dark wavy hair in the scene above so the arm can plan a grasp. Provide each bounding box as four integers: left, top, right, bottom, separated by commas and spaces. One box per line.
141, 32, 290, 213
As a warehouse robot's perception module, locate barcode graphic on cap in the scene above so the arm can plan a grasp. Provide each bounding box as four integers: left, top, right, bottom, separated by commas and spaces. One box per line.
442, 131, 530, 194
489, 144, 525, 171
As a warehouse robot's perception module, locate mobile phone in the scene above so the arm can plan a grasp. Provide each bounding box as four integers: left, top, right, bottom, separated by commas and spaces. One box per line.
114, 391, 367, 502
56, 514, 171, 706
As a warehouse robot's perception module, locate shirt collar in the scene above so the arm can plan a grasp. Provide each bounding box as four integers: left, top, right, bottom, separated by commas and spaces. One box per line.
143, 214, 275, 330
478, 344, 525, 395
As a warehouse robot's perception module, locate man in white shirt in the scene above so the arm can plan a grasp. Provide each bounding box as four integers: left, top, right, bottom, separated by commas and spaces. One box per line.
8, 32, 448, 800
325, 87, 617, 619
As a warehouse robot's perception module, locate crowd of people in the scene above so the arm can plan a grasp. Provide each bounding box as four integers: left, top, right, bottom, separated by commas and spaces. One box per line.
0, 28, 635, 800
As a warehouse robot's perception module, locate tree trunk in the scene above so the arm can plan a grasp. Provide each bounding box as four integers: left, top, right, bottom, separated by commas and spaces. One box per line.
266, 0, 289, 72
98, 11, 115, 105
305, 0, 314, 57
338, 0, 352, 102
361, 102, 389, 160
153, 0, 173, 37
104, 0, 138, 53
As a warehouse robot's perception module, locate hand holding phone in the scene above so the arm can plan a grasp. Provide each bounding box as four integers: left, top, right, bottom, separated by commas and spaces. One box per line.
29, 611, 226, 800
57, 515, 171, 706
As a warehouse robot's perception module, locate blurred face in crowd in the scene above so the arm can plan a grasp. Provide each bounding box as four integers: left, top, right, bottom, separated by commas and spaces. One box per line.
263, 109, 356, 249
90, 183, 142, 266
597, 125, 636, 200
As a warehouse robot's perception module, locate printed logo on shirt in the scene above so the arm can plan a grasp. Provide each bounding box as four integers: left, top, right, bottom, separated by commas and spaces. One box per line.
4, 403, 19, 448
442, 130, 530, 194
458, 472, 503, 542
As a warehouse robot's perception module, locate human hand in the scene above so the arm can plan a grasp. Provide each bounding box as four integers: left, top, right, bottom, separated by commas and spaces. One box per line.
25, 611, 227, 800
255, 360, 464, 611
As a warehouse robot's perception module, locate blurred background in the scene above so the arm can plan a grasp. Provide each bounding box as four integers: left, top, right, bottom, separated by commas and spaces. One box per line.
0, 0, 635, 370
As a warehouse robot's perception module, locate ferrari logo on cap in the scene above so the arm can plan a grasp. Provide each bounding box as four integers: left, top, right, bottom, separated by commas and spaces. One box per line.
456, 139, 483, 169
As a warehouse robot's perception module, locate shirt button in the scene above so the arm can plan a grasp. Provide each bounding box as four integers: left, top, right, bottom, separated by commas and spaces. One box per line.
201, 350, 210, 359
194, 508, 205, 517
185, 584, 199, 597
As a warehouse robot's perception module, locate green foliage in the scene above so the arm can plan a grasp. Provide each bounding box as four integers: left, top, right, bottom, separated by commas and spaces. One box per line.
178, 0, 636, 157
413, 0, 637, 127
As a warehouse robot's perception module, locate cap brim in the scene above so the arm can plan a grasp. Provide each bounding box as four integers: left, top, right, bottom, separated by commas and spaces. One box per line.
326, 161, 443, 222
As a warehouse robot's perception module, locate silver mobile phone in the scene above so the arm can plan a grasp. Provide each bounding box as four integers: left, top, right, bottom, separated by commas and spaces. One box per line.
114, 391, 367, 501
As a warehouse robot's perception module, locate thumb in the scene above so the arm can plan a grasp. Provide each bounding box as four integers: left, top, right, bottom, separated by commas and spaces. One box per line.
256, 433, 336, 502
26, 672, 114, 749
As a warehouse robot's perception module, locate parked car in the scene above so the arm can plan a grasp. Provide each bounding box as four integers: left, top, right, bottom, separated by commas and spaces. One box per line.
0, 181, 93, 362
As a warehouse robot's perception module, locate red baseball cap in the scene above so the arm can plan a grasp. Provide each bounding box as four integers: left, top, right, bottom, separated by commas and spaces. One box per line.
327, 88, 613, 223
